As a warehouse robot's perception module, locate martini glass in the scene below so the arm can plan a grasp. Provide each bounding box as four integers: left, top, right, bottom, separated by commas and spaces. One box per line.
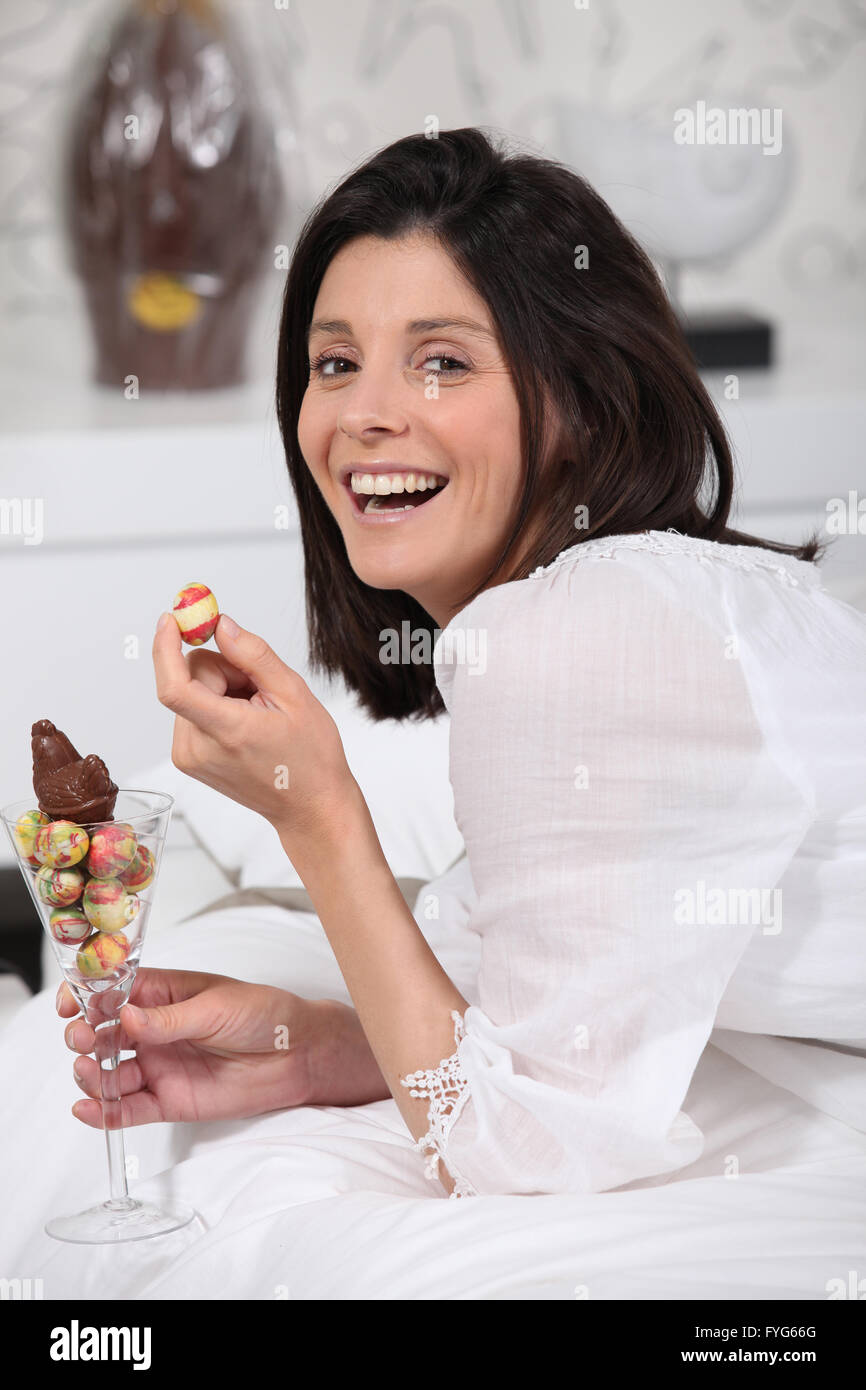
1, 790, 196, 1243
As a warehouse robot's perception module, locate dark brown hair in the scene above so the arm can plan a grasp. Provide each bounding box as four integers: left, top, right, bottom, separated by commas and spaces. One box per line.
275, 126, 825, 721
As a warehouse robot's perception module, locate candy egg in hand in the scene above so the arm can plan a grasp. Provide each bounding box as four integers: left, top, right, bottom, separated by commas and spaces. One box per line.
172, 583, 220, 646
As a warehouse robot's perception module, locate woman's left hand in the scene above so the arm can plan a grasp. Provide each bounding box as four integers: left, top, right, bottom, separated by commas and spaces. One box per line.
152, 611, 358, 843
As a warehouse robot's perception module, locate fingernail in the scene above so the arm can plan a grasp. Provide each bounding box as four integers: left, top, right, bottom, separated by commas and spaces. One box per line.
55, 984, 64, 1009
73, 1060, 83, 1082
124, 1002, 146, 1025
156, 611, 172, 632
220, 614, 240, 638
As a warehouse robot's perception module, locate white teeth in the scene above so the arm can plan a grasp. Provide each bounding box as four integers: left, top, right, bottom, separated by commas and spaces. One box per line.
364, 496, 414, 513
349, 470, 448, 497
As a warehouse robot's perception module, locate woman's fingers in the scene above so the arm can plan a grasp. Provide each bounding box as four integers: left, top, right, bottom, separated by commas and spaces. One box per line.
64, 1017, 134, 1054
56, 983, 79, 1018
71, 1087, 164, 1129
213, 617, 308, 706
59, 968, 228, 1051
185, 648, 259, 700
64, 1018, 95, 1053
128, 966, 221, 1009
72, 1054, 144, 1100
152, 611, 239, 740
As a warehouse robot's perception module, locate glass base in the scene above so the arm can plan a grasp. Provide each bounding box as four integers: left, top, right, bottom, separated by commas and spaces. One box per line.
45, 1197, 197, 1245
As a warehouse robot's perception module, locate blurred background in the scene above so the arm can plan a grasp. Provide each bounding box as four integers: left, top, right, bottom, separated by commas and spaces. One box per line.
1, 0, 864, 888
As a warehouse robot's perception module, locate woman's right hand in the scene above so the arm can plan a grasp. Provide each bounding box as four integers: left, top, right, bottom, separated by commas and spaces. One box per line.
57, 967, 390, 1128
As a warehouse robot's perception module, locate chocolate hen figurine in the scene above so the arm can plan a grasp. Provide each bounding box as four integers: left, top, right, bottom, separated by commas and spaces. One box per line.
31, 719, 118, 824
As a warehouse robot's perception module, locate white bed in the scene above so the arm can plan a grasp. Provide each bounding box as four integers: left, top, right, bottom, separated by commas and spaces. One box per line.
2, 815, 865, 1300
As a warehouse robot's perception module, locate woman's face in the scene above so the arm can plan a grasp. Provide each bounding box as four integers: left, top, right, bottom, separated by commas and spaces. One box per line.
297, 232, 524, 629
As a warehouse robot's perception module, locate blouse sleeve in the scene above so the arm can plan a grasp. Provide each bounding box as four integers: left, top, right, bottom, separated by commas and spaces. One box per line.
399, 552, 815, 1198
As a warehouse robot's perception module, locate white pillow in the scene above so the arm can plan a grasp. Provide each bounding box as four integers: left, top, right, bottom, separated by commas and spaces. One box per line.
125, 683, 463, 890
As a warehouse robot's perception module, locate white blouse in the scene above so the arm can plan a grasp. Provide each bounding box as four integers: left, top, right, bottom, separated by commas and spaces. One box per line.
399, 529, 866, 1198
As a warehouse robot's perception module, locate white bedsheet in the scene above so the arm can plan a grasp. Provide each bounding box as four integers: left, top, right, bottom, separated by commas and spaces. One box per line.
2, 899, 865, 1300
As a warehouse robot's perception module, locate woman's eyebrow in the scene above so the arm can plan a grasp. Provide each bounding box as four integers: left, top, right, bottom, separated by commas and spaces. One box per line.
306, 316, 494, 343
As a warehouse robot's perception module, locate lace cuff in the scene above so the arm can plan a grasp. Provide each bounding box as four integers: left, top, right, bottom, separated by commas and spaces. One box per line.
399, 1009, 478, 1199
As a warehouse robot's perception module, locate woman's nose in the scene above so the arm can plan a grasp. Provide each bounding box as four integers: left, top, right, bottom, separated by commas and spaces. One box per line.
337, 371, 412, 439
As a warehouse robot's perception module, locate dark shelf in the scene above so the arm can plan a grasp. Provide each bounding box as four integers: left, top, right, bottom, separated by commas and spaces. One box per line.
0, 866, 43, 994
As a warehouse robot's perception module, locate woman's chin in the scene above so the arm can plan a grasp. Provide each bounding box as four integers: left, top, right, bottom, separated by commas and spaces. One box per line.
344, 525, 444, 580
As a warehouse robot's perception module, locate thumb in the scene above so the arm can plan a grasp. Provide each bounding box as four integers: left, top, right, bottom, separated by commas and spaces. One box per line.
213, 615, 306, 702
122, 999, 195, 1044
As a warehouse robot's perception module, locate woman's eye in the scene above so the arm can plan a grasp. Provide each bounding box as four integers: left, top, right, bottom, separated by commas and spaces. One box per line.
310, 354, 355, 378
422, 354, 468, 376
309, 351, 469, 379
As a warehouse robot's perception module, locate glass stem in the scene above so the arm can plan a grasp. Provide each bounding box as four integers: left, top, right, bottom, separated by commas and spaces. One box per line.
93, 1014, 133, 1208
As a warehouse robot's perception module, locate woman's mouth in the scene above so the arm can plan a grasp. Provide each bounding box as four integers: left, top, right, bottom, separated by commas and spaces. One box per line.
342, 469, 450, 521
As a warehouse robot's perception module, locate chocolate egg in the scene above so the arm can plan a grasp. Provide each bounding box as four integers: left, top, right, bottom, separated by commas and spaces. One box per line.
48, 906, 91, 945
86, 823, 137, 878
76, 931, 131, 979
172, 583, 220, 646
33, 819, 90, 869
14, 809, 50, 864
82, 877, 138, 932
35, 865, 85, 907
118, 844, 155, 891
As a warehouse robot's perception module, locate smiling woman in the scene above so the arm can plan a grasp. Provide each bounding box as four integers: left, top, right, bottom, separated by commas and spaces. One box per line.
277, 126, 821, 721
295, 230, 528, 642
61, 128, 865, 1222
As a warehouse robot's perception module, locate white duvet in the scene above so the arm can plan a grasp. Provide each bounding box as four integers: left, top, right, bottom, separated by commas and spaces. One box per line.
2, 877, 865, 1300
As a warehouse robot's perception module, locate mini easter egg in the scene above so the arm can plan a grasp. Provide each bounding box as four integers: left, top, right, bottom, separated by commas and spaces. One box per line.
82, 877, 137, 932
35, 865, 85, 907
86, 823, 137, 878
34, 820, 90, 869
125, 893, 141, 925
48, 906, 91, 945
118, 843, 155, 892
14, 809, 50, 864
172, 582, 220, 646
76, 931, 131, 979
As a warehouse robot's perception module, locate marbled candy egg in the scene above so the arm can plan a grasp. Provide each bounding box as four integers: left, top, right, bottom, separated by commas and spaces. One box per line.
118, 843, 155, 891
86, 823, 137, 878
48, 906, 91, 945
76, 931, 131, 979
14, 809, 50, 865
34, 820, 90, 869
82, 877, 138, 932
172, 582, 220, 646
35, 865, 85, 907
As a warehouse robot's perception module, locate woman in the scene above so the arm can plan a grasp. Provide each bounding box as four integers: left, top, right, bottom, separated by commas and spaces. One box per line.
57, 128, 866, 1200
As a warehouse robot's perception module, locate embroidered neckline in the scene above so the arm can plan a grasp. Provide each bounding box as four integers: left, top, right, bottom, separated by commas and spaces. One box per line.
528, 528, 820, 589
